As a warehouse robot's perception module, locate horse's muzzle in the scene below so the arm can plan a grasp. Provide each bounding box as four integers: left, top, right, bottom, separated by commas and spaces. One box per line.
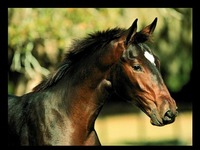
150, 107, 178, 126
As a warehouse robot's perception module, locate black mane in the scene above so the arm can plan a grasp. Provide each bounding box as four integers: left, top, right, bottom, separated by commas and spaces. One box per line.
33, 28, 126, 92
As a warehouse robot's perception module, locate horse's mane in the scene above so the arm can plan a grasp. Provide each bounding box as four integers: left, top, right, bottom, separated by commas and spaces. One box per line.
33, 28, 126, 92
32, 26, 152, 92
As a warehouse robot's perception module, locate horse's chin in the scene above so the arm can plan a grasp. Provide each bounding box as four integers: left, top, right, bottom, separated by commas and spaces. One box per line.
142, 109, 165, 126
149, 113, 164, 126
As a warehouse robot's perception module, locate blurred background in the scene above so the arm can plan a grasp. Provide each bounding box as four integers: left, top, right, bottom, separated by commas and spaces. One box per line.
8, 8, 192, 145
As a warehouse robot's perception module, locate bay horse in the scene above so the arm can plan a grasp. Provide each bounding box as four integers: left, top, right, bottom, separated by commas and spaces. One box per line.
8, 17, 178, 146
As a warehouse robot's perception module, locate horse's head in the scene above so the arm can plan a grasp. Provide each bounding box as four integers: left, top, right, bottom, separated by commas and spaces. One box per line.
111, 18, 178, 126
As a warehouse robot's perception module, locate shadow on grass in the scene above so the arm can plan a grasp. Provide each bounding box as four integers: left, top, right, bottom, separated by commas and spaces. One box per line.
121, 139, 186, 146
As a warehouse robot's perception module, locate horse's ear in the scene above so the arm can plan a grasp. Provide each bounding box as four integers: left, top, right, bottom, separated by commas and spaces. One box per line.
133, 17, 157, 43
125, 18, 138, 45
139, 17, 157, 37
119, 18, 138, 46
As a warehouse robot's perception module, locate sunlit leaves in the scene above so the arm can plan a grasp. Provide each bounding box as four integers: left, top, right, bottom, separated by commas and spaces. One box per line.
8, 8, 192, 93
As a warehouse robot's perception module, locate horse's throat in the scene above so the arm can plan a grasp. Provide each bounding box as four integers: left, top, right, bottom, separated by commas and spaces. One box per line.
70, 96, 104, 131
68, 79, 112, 144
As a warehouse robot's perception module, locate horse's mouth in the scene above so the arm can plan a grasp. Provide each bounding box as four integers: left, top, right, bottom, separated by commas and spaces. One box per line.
150, 112, 176, 126
150, 113, 164, 126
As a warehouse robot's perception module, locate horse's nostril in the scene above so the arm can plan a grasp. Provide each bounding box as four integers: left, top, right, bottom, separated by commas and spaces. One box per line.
166, 110, 173, 117
163, 110, 175, 123
164, 111, 171, 121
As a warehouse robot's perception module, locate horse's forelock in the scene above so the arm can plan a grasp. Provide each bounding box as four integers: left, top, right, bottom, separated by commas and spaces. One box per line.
133, 32, 153, 44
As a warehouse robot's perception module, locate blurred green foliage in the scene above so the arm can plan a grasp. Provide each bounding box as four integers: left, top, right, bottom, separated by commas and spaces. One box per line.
8, 8, 192, 95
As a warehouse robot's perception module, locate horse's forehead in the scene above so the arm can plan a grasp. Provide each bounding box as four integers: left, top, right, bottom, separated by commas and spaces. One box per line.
138, 44, 156, 66
144, 50, 156, 66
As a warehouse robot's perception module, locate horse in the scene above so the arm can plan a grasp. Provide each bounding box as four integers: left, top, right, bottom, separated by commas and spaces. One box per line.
8, 17, 178, 146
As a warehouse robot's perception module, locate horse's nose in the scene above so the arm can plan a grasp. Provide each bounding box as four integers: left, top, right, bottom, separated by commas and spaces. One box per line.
163, 108, 178, 124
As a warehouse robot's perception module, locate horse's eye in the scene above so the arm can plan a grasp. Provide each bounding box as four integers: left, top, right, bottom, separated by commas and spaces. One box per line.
133, 65, 142, 71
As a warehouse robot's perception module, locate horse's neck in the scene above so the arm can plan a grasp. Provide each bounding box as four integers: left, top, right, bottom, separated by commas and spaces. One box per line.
67, 79, 112, 128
